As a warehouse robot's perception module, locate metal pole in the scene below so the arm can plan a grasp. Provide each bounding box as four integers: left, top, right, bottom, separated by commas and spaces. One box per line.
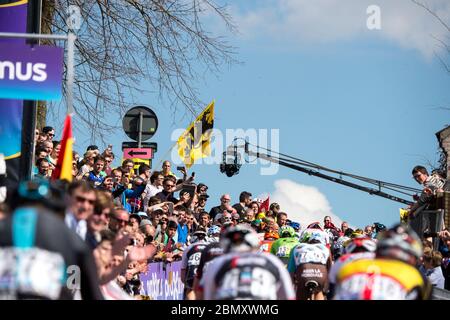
0, 32, 69, 41
66, 33, 75, 114
138, 111, 143, 148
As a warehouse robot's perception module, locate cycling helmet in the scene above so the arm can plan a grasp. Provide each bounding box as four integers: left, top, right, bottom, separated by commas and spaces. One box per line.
300, 228, 329, 245
308, 230, 328, 245
221, 224, 260, 253
288, 221, 301, 232
11, 180, 66, 214
344, 236, 376, 254
279, 226, 296, 238
306, 222, 322, 230
333, 236, 350, 255
208, 225, 221, 236
264, 231, 280, 240
351, 229, 364, 238
373, 222, 386, 233
376, 223, 422, 265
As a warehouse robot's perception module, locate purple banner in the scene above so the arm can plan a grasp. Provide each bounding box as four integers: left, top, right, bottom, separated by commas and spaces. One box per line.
140, 261, 185, 300
0, 0, 28, 183
0, 43, 63, 100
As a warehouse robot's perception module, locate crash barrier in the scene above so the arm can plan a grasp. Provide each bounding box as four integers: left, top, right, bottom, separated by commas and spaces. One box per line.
408, 209, 445, 250
140, 261, 184, 300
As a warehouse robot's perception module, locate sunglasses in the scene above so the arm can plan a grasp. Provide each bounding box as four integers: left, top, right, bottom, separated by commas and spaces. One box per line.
165, 184, 174, 188
47, 133, 55, 137
75, 195, 95, 205
113, 216, 128, 224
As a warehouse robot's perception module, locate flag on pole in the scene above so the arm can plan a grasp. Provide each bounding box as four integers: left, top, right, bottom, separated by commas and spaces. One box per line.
177, 100, 214, 169
260, 196, 270, 213
51, 114, 74, 182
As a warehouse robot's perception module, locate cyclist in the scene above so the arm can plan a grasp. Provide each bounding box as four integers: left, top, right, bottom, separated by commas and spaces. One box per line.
333, 224, 431, 300
259, 230, 279, 253
180, 226, 209, 300
193, 240, 224, 300
0, 180, 103, 299
270, 226, 300, 265
328, 236, 376, 297
288, 229, 332, 300
202, 224, 295, 300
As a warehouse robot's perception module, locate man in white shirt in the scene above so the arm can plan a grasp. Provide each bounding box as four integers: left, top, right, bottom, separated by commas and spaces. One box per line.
65, 180, 97, 240
141, 171, 164, 212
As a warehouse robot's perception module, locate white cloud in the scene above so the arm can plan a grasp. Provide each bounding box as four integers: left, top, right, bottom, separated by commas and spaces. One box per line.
232, 0, 450, 59
269, 179, 346, 229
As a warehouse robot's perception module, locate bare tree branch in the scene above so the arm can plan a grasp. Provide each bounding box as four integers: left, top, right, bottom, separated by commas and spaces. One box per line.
42, 0, 238, 145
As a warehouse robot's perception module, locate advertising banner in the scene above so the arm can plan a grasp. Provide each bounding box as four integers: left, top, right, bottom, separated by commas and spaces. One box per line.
140, 261, 185, 300
0, 0, 29, 186
0, 43, 63, 100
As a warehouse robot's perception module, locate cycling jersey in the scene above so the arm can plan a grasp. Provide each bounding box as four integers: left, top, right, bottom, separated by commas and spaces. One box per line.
328, 251, 375, 286
270, 237, 299, 265
259, 239, 274, 253
196, 242, 224, 292
287, 243, 331, 274
0, 207, 103, 300
203, 252, 295, 300
334, 258, 431, 300
181, 241, 208, 289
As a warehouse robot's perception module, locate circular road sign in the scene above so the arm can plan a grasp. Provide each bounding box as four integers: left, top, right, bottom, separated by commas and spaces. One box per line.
122, 106, 158, 141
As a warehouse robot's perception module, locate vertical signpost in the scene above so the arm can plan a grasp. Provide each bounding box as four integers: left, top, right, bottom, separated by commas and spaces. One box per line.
122, 106, 158, 170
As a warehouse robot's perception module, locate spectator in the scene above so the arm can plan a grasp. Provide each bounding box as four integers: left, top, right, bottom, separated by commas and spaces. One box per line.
77, 150, 97, 180
198, 212, 211, 229
48, 140, 61, 169
341, 221, 349, 235
142, 171, 164, 212
163, 220, 179, 253
176, 206, 189, 245
196, 183, 208, 195
155, 177, 179, 203
65, 180, 97, 240
233, 191, 252, 219
103, 153, 114, 176
86, 190, 112, 249
249, 201, 260, 216
86, 156, 106, 187
42, 126, 55, 141
277, 212, 288, 228
409, 165, 446, 216
267, 202, 280, 218
140, 220, 155, 240
422, 247, 445, 289
121, 159, 135, 177
162, 160, 177, 179
364, 225, 374, 238
108, 208, 130, 233
35, 158, 51, 179
244, 208, 256, 222
209, 194, 232, 220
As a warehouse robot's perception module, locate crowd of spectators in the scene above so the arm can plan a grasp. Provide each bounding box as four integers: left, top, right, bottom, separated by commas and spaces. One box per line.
1, 125, 449, 299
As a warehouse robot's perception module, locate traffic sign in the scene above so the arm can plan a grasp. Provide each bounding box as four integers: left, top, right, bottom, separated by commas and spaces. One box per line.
122, 106, 158, 142
122, 142, 158, 153
123, 148, 153, 159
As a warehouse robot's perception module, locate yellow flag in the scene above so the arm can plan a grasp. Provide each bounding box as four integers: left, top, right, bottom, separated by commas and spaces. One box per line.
177, 101, 215, 168
399, 208, 409, 223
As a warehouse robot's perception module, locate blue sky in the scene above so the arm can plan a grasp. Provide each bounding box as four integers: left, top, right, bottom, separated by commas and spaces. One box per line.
58, 0, 450, 229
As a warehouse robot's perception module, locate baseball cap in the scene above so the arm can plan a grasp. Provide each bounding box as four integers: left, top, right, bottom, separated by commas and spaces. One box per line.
140, 219, 152, 228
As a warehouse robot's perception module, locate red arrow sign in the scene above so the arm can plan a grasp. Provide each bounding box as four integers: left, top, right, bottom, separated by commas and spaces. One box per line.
123, 148, 153, 159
